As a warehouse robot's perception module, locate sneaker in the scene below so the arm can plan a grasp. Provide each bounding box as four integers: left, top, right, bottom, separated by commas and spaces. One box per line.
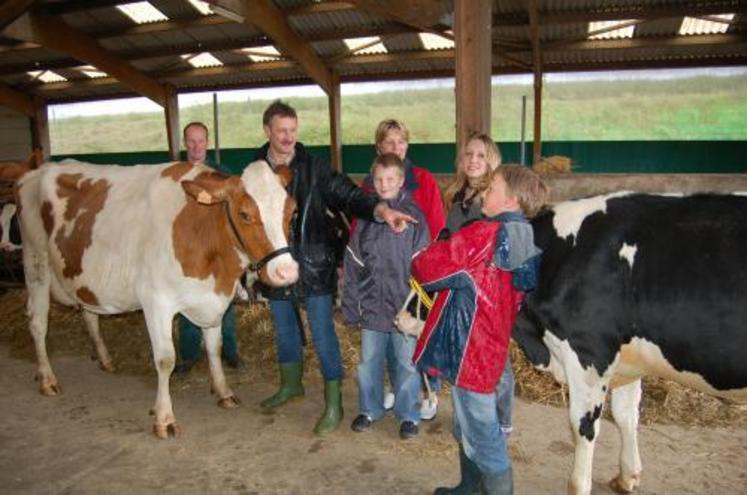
399, 420, 419, 440
500, 425, 513, 437
420, 395, 438, 421
223, 354, 246, 369
351, 414, 373, 432
383, 391, 395, 411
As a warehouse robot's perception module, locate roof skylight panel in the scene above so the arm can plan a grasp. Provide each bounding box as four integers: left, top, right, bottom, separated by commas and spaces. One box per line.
28, 70, 67, 83
78, 65, 108, 78
588, 20, 636, 40
181, 53, 224, 68
344, 37, 387, 55
679, 14, 734, 35
116, 2, 169, 24
242, 46, 282, 62
187, 0, 213, 16
419, 32, 454, 50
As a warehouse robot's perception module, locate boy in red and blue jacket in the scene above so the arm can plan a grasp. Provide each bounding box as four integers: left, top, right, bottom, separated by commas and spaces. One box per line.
411, 165, 548, 495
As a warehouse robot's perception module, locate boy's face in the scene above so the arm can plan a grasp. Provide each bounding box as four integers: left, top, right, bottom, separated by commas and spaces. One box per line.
373, 165, 405, 200
481, 174, 519, 217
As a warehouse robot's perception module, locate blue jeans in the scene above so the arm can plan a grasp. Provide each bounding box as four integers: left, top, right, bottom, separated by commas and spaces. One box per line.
451, 385, 511, 476
178, 304, 237, 362
387, 345, 442, 395
358, 330, 420, 423
497, 357, 515, 430
268, 295, 343, 381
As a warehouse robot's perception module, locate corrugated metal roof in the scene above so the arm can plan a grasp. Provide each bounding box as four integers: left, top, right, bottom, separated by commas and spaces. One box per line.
0, 0, 743, 103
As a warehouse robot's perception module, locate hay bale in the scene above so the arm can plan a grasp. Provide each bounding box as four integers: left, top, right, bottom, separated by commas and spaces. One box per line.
533, 155, 572, 176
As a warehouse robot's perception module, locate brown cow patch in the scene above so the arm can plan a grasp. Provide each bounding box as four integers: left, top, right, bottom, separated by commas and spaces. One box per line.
161, 162, 194, 182
41, 201, 54, 236
173, 176, 244, 296
76, 286, 99, 306
54, 173, 111, 278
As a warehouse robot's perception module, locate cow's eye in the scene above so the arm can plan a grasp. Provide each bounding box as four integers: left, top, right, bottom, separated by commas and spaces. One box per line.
239, 210, 251, 223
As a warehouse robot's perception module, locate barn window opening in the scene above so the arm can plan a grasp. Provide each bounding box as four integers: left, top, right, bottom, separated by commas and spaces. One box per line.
419, 32, 454, 50
344, 36, 387, 55
27, 70, 67, 83
588, 20, 637, 40
241, 46, 282, 62
181, 53, 224, 68
679, 14, 734, 35
116, 2, 169, 24
187, 0, 213, 16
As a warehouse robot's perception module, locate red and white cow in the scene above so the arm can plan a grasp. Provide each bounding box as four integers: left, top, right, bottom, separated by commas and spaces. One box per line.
0, 203, 21, 251
16, 159, 298, 438
513, 192, 747, 494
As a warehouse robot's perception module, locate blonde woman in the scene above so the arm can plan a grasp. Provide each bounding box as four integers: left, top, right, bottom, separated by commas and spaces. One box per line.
443, 132, 502, 232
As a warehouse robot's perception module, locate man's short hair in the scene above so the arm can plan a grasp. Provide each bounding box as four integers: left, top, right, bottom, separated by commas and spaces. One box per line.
371, 152, 405, 176
263, 100, 297, 126
183, 121, 208, 139
495, 165, 549, 218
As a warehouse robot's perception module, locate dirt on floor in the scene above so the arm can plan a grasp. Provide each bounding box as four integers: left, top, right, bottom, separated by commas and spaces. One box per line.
0, 290, 745, 494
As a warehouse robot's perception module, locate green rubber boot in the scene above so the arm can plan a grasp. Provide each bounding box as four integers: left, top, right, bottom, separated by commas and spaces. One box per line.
480, 467, 512, 495
433, 444, 482, 494
260, 362, 304, 410
313, 379, 343, 435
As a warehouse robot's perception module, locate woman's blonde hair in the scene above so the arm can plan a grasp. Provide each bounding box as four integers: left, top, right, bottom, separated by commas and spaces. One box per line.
444, 132, 502, 210
375, 119, 410, 149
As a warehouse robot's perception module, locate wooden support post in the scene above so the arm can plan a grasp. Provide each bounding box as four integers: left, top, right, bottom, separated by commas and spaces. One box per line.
328, 74, 342, 172
529, 0, 543, 165
30, 96, 49, 160
164, 85, 180, 161
454, 0, 492, 153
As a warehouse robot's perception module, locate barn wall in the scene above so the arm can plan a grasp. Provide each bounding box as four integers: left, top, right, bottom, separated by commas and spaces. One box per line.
53, 140, 747, 175
0, 108, 32, 160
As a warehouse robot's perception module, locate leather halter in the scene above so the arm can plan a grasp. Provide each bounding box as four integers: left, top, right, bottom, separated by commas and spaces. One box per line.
223, 201, 291, 274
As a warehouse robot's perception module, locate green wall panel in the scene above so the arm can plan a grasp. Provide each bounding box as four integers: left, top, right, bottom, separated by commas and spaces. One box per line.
53, 140, 747, 175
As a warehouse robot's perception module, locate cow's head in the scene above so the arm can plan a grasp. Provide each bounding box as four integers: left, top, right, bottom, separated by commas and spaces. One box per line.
182, 161, 298, 287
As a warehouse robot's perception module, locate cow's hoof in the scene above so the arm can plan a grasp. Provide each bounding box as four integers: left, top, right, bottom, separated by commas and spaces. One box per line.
153, 422, 182, 439
217, 396, 241, 409
98, 360, 115, 373
609, 473, 640, 493
39, 383, 61, 396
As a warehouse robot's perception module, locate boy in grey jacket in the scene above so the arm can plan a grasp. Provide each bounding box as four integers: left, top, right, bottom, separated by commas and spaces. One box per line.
342, 153, 431, 440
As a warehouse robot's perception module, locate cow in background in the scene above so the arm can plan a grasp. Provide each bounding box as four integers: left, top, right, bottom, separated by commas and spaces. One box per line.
16, 159, 298, 438
0, 149, 44, 201
513, 192, 747, 495
0, 203, 21, 251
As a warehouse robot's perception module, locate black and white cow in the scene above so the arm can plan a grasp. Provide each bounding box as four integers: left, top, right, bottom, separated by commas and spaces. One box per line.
512, 191, 747, 495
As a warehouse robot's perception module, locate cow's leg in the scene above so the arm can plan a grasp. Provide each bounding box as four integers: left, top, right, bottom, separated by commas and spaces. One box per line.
82, 310, 114, 372
565, 361, 610, 495
203, 325, 239, 408
142, 306, 181, 439
609, 379, 643, 493
24, 251, 59, 395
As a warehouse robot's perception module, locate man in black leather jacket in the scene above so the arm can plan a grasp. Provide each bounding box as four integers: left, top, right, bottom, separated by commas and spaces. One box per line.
254, 100, 413, 435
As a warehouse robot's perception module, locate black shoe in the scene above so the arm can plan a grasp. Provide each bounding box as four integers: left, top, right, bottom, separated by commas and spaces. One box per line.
399, 420, 419, 440
351, 414, 373, 432
173, 360, 196, 375
223, 354, 246, 369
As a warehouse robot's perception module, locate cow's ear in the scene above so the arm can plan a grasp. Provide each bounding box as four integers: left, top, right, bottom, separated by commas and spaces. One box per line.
182, 180, 227, 205
275, 164, 293, 188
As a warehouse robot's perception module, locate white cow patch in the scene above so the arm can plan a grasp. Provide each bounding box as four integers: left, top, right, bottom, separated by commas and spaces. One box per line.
552, 191, 632, 243
618, 243, 637, 269
0, 203, 20, 251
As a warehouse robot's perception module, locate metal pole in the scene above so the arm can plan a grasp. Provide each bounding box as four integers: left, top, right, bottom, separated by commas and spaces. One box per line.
520, 94, 527, 165
213, 92, 221, 165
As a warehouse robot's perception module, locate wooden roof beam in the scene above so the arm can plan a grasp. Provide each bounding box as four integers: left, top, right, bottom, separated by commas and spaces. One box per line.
0, 0, 33, 31
347, 0, 452, 38
211, 0, 334, 93
8, 12, 169, 106
0, 82, 34, 116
